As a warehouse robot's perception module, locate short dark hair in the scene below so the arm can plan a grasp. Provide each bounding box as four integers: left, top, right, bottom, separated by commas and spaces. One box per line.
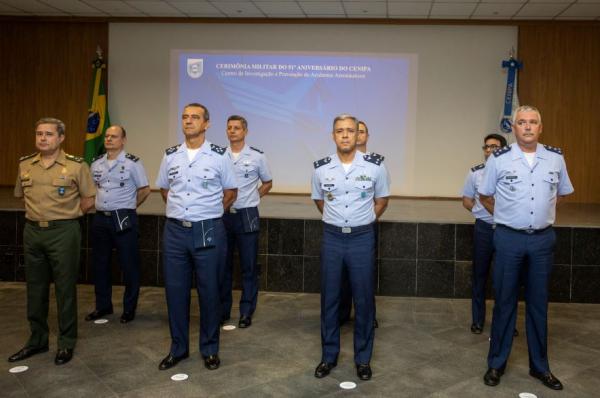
358, 120, 369, 133
183, 102, 210, 121
484, 133, 507, 147
35, 117, 65, 136
227, 115, 248, 130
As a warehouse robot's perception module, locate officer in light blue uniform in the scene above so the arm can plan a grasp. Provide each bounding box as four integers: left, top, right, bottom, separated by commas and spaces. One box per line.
155, 103, 238, 371
220, 115, 273, 328
86, 125, 150, 324
479, 106, 573, 390
461, 133, 507, 334
312, 114, 390, 382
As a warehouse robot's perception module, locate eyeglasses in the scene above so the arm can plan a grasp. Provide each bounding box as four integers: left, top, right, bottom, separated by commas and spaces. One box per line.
482, 144, 500, 150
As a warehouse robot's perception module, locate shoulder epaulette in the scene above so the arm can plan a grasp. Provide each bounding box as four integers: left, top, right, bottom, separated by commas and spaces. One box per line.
65, 153, 84, 163
543, 144, 563, 155
313, 156, 332, 169
210, 144, 226, 155
125, 153, 140, 162
471, 163, 485, 172
19, 152, 37, 162
363, 152, 383, 166
165, 144, 180, 156
91, 154, 104, 164
493, 146, 511, 158
250, 146, 264, 154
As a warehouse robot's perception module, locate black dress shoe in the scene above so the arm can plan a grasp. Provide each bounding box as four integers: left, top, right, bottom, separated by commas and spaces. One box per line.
220, 317, 230, 326
374, 319, 379, 328
530, 370, 563, 390
203, 354, 220, 370
238, 316, 252, 328
8, 346, 49, 362
471, 324, 483, 334
483, 368, 503, 386
158, 352, 189, 370
314, 361, 337, 378
120, 311, 135, 324
54, 349, 73, 365
85, 308, 113, 321
356, 363, 372, 380
513, 329, 519, 337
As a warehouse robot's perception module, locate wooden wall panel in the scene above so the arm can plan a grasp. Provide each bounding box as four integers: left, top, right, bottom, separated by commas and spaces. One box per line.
0, 21, 108, 185
518, 25, 600, 203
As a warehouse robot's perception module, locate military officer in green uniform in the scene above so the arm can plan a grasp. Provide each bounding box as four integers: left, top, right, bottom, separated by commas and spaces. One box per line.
8, 117, 95, 366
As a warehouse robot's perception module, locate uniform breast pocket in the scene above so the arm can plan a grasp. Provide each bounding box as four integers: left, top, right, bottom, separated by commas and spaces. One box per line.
501, 175, 522, 194
20, 178, 33, 191
52, 177, 73, 196
117, 170, 131, 182
196, 170, 216, 188
354, 180, 373, 199
543, 172, 560, 192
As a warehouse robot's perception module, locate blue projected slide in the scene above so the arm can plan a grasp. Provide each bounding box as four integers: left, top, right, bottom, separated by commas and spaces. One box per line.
170, 51, 417, 193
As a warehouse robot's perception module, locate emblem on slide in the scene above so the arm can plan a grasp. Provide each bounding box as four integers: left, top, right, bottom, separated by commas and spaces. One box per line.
187, 59, 204, 79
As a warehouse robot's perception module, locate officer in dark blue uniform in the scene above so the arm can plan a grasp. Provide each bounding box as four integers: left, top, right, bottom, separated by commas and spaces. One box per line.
220, 115, 272, 328
155, 103, 238, 371
312, 114, 390, 381
479, 106, 573, 390
461, 133, 507, 334
85, 125, 150, 324
339, 120, 382, 329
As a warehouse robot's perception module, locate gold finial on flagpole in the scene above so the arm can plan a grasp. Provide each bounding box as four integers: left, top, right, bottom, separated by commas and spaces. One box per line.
509, 47, 515, 59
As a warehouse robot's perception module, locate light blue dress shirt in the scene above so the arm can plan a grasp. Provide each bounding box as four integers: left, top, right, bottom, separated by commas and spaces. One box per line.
311, 151, 390, 228
156, 140, 238, 221
226, 145, 272, 209
478, 143, 574, 230
92, 150, 149, 211
462, 162, 494, 224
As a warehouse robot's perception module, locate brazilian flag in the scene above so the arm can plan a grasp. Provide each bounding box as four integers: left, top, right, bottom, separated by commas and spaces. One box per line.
84, 52, 110, 164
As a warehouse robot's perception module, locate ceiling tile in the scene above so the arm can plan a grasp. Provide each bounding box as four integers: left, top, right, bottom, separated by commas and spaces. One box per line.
298, 1, 345, 15
431, 2, 477, 15
210, 1, 264, 16
558, 3, 600, 16
125, 1, 184, 16
515, 3, 569, 17
169, 1, 222, 16
343, 1, 387, 15
472, 3, 523, 17
39, 0, 103, 13
389, 2, 431, 15
84, 0, 143, 16
255, 1, 305, 15
1, 0, 61, 13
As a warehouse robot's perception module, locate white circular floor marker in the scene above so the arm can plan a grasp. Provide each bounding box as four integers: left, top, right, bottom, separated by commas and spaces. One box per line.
94, 319, 108, 324
171, 373, 188, 381
519, 393, 537, 398
222, 325, 236, 331
9, 366, 29, 373
339, 381, 357, 390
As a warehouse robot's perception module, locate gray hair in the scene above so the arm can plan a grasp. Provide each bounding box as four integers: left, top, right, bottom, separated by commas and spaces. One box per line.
183, 102, 210, 121
35, 117, 65, 135
511, 105, 542, 125
332, 114, 358, 132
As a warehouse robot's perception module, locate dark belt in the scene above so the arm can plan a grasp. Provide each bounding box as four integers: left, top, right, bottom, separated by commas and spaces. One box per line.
323, 222, 374, 234
167, 217, 220, 228
97, 209, 135, 217
497, 224, 552, 235
26, 219, 78, 228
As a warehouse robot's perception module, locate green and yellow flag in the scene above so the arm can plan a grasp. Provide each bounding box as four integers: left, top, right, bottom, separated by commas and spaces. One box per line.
84, 49, 110, 164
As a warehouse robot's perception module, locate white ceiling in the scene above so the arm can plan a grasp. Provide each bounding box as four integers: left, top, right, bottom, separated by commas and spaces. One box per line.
0, 0, 599, 20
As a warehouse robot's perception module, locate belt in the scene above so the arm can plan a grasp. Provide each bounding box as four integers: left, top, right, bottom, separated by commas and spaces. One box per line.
26, 219, 78, 228
167, 217, 220, 228
97, 209, 135, 217
323, 222, 374, 234
497, 224, 552, 235
226, 206, 255, 214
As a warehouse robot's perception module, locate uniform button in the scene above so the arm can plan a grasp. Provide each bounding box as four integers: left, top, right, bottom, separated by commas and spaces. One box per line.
345, 205, 348, 208
345, 220, 348, 223
189, 165, 192, 168
346, 177, 348, 180
530, 211, 533, 214
188, 179, 190, 182
187, 193, 190, 196
531, 184, 534, 186
531, 197, 534, 200
185, 208, 188, 211
105, 190, 108, 193
346, 191, 349, 194
529, 225, 532, 227
530, 170, 533, 173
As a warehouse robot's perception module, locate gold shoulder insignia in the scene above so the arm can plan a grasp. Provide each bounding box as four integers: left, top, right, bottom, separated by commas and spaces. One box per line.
19, 152, 38, 162
65, 153, 84, 163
